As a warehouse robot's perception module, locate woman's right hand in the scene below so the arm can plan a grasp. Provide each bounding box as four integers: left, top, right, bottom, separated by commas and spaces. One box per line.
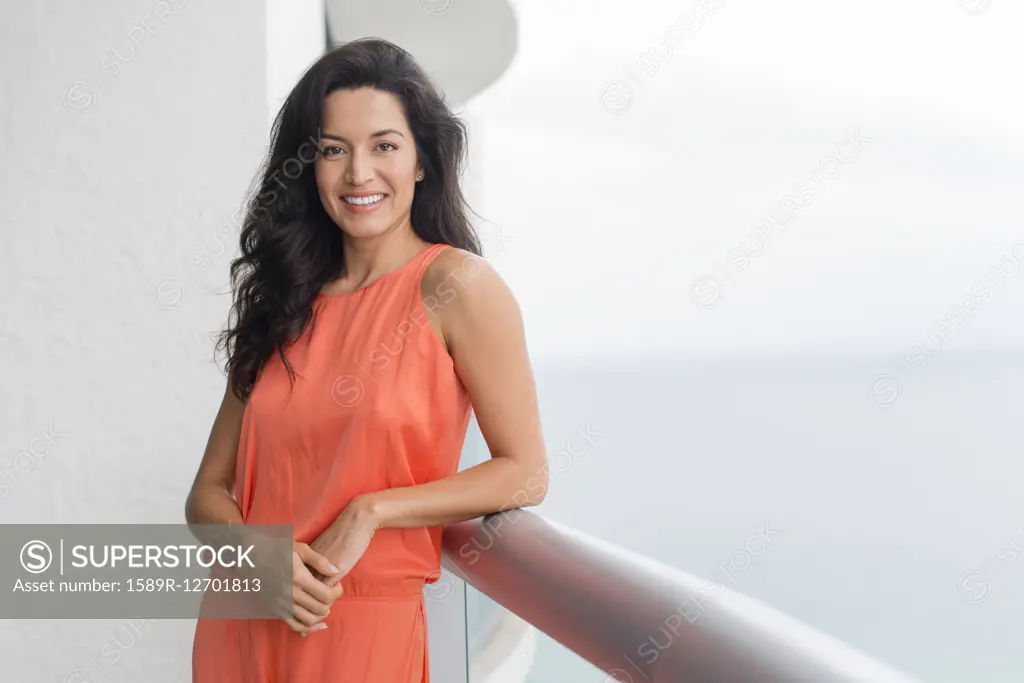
283, 541, 345, 636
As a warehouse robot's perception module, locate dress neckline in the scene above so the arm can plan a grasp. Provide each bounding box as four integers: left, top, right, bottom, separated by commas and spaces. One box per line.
316, 243, 439, 300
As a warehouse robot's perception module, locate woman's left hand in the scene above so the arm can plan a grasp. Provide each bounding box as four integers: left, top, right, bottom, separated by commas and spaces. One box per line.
309, 496, 381, 588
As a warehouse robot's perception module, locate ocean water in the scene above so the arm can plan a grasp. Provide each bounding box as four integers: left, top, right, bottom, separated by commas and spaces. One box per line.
467, 349, 1024, 683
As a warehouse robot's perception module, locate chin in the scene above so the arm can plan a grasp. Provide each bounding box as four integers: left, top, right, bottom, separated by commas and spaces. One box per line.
338, 218, 389, 238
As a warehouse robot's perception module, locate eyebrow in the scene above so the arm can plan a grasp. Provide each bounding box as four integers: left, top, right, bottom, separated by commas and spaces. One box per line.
320, 129, 405, 142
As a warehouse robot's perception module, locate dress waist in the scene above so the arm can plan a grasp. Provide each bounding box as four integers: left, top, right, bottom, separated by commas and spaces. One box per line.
337, 575, 427, 599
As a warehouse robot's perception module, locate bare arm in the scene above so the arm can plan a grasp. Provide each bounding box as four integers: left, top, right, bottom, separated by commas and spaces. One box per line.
184, 372, 246, 527
360, 249, 549, 529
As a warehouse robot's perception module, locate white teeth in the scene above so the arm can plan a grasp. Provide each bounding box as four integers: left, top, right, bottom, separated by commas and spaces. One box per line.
343, 194, 384, 205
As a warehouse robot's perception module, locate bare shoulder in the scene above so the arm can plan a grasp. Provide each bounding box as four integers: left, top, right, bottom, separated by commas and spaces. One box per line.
422, 246, 513, 306
421, 245, 522, 354
423, 245, 487, 285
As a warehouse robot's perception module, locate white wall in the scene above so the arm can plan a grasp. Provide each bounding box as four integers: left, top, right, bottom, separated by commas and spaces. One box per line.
0, 0, 279, 679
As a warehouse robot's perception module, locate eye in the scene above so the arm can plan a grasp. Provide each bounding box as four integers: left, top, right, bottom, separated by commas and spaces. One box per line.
320, 145, 345, 158
377, 142, 398, 152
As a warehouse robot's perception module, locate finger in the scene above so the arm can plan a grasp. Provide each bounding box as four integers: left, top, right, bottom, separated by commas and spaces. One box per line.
290, 601, 328, 628
252, 574, 295, 620
294, 543, 341, 579
293, 561, 340, 609
298, 571, 343, 605
283, 617, 306, 633
308, 572, 346, 603
315, 578, 345, 607
272, 596, 295, 620
321, 570, 344, 589
284, 616, 327, 635
293, 583, 332, 620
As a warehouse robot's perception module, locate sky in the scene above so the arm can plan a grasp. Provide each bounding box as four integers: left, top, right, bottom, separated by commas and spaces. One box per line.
465, 0, 1024, 360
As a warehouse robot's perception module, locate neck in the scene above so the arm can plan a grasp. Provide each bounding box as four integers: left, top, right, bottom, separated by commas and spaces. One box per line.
340, 227, 428, 281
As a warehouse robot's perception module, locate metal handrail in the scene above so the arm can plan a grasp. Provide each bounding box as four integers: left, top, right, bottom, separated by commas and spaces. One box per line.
442, 510, 923, 683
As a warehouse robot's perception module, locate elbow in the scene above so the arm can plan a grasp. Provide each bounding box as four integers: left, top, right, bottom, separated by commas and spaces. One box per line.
183, 481, 215, 525
184, 478, 234, 525
518, 462, 549, 508
183, 490, 197, 525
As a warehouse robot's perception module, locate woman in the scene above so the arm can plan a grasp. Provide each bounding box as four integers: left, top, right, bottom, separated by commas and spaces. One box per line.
186, 37, 548, 682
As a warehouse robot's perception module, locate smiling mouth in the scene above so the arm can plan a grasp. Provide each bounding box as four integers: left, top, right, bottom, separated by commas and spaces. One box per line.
342, 194, 386, 206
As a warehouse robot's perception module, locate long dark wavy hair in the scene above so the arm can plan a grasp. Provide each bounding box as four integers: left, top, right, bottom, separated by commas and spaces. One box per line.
215, 37, 482, 402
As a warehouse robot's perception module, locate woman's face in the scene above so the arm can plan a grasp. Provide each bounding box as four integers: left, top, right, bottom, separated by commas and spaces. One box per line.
314, 87, 422, 239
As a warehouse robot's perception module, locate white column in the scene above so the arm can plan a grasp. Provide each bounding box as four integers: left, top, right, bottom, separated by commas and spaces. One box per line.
265, 0, 327, 134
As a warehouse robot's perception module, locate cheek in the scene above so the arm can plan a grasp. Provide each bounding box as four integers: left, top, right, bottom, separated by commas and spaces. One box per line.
384, 153, 419, 188
313, 162, 337, 187
387, 168, 418, 194
314, 164, 339, 201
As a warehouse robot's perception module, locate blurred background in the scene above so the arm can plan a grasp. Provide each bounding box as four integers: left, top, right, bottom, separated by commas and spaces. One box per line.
2, 0, 1022, 681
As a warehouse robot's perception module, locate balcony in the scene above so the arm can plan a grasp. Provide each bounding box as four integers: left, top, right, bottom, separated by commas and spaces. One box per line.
430, 509, 923, 683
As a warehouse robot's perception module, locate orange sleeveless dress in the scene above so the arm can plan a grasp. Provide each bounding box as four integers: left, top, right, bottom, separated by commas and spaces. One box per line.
192, 242, 472, 682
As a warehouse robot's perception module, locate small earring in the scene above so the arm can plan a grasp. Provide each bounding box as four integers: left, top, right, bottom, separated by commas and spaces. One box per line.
416, 172, 424, 181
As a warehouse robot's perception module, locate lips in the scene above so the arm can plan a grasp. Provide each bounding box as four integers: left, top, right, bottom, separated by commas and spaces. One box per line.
342, 193, 386, 206
339, 193, 388, 215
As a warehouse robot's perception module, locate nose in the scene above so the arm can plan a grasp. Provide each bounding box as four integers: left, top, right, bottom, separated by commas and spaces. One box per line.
345, 149, 372, 186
